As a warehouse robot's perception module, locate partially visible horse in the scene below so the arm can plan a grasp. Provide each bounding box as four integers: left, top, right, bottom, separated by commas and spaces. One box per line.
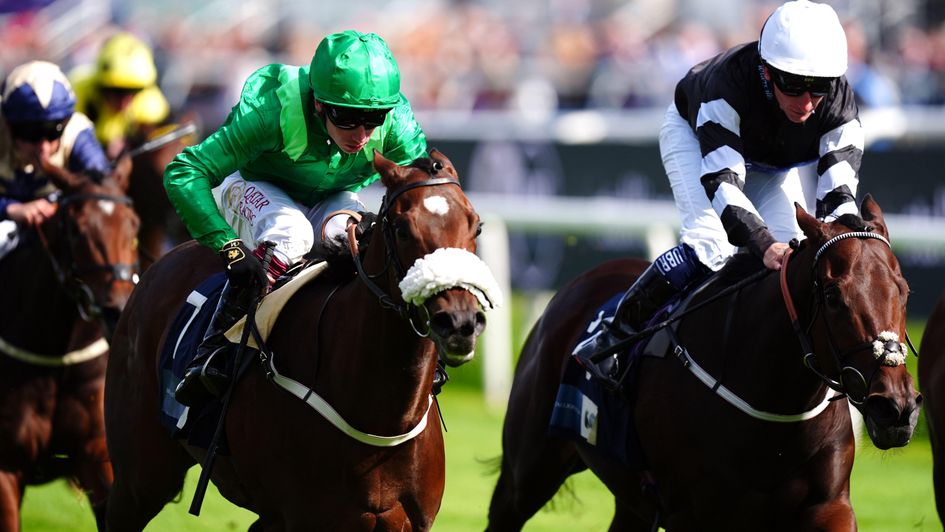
488, 195, 919, 531
126, 121, 196, 270
919, 289, 945, 526
104, 150, 499, 530
0, 157, 140, 531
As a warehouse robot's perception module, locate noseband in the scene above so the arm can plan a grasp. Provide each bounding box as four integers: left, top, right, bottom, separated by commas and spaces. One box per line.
38, 191, 139, 320
780, 231, 913, 405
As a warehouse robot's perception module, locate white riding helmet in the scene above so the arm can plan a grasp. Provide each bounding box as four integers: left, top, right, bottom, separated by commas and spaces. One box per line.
759, 0, 848, 78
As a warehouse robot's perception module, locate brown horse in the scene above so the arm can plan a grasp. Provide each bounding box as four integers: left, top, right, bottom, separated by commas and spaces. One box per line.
487, 195, 920, 531
919, 289, 945, 526
0, 157, 140, 531
126, 122, 196, 270
104, 150, 499, 530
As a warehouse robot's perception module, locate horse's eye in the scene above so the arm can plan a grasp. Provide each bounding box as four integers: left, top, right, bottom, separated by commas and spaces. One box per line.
475, 222, 483, 237
824, 284, 843, 308
394, 222, 410, 241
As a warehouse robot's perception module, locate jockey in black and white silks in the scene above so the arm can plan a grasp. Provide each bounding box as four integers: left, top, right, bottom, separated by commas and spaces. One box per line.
574, 0, 864, 370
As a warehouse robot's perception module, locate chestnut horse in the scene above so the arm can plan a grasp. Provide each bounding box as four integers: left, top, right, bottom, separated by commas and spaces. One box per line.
127, 122, 196, 270
919, 289, 945, 526
104, 150, 500, 530
0, 158, 140, 531
487, 196, 920, 531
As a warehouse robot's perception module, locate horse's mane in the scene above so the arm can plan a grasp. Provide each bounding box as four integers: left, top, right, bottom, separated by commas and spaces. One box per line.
713, 212, 872, 285
301, 155, 441, 282
715, 251, 765, 285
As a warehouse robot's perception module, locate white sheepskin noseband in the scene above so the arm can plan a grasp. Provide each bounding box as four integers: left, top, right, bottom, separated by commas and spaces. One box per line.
399, 247, 503, 310
872, 331, 907, 367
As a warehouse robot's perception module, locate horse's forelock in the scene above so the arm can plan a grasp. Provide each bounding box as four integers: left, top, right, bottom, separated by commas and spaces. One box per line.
409, 157, 435, 173
833, 213, 871, 232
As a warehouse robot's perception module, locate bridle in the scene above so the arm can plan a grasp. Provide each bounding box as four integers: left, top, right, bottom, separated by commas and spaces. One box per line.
348, 165, 462, 337
37, 191, 139, 321
780, 230, 915, 405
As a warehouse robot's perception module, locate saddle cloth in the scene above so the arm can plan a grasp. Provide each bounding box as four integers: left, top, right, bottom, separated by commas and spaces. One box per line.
548, 288, 682, 470
158, 262, 328, 448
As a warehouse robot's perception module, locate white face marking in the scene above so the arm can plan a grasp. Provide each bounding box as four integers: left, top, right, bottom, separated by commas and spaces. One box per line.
97, 199, 116, 216
423, 196, 449, 216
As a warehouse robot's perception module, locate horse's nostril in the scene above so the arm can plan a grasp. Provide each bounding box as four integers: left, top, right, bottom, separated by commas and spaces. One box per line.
431, 312, 457, 337
431, 311, 484, 338
864, 395, 901, 425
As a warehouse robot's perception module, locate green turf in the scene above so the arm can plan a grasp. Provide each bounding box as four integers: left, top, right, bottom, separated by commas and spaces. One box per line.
18, 383, 939, 531
18, 315, 938, 531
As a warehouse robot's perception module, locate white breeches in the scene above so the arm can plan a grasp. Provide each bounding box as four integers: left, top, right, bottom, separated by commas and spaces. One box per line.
212, 172, 365, 266
659, 104, 818, 271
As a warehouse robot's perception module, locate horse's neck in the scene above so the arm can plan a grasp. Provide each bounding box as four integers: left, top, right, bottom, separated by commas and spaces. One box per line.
695, 268, 826, 409
319, 275, 434, 426
0, 240, 84, 353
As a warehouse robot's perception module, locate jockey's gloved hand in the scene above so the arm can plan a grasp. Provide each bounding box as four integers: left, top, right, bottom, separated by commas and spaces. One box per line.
219, 239, 268, 291
355, 211, 377, 244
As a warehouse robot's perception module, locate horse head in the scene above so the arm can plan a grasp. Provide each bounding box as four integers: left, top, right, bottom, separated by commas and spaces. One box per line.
39, 154, 140, 338
367, 149, 501, 367
795, 194, 920, 449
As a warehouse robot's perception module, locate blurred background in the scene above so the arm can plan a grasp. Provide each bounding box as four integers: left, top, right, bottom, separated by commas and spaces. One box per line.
4, 0, 945, 308
8, 0, 945, 406
5, 1, 945, 529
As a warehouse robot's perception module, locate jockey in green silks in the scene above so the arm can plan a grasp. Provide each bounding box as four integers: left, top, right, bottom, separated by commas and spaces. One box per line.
165, 30, 428, 406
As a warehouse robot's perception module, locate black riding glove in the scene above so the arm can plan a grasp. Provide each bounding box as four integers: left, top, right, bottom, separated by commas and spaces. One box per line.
355, 211, 377, 244
219, 239, 267, 290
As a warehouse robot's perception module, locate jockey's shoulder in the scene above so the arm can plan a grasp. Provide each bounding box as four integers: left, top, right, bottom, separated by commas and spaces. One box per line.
129, 86, 170, 125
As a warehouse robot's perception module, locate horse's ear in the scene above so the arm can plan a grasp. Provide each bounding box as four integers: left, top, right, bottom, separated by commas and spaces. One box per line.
110, 153, 133, 192
429, 148, 458, 178
859, 194, 889, 238
796, 202, 825, 241
373, 150, 409, 188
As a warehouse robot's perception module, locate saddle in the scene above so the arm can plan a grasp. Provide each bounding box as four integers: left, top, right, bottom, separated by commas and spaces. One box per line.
157, 260, 329, 448
547, 273, 723, 468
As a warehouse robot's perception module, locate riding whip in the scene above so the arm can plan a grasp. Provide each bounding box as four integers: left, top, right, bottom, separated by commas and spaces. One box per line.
189, 241, 276, 516
126, 122, 197, 159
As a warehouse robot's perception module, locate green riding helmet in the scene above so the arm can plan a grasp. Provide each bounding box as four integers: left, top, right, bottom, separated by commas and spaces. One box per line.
309, 30, 404, 109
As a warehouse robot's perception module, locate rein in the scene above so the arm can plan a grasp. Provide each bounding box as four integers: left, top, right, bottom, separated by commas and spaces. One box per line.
37, 191, 139, 321
348, 175, 461, 333
780, 231, 913, 405
589, 267, 771, 363
658, 266, 835, 422
255, 172, 468, 447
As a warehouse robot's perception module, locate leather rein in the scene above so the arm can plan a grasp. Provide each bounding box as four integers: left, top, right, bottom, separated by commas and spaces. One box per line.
36, 191, 139, 321
779, 231, 917, 405
347, 172, 462, 336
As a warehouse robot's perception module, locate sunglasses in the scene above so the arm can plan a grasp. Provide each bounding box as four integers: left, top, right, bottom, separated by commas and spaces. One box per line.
8, 119, 69, 143
101, 86, 142, 98
767, 65, 833, 97
321, 103, 390, 130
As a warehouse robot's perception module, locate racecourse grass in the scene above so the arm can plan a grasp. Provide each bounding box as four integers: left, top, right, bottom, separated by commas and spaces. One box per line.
20, 319, 938, 531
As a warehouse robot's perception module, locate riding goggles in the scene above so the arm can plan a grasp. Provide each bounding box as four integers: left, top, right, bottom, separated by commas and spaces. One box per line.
321, 102, 391, 130
767, 64, 834, 97
8, 118, 69, 143
101, 86, 143, 98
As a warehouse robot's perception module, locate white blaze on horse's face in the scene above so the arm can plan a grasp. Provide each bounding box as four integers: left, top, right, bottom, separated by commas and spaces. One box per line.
97, 199, 116, 216
423, 196, 449, 216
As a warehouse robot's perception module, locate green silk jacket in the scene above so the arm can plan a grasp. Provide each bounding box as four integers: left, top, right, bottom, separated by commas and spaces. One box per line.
164, 63, 427, 250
